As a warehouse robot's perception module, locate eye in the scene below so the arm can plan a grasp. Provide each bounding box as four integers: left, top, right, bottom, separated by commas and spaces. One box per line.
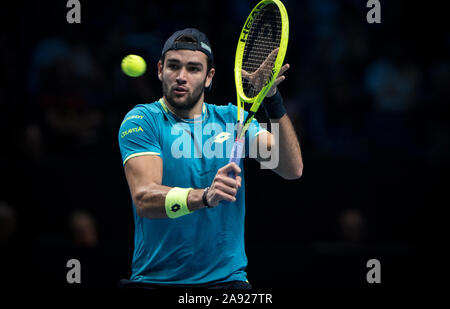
167, 63, 179, 70
188, 66, 201, 72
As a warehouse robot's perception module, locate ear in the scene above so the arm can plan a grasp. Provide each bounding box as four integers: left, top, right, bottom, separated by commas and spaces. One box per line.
205, 67, 215, 88
157, 60, 163, 81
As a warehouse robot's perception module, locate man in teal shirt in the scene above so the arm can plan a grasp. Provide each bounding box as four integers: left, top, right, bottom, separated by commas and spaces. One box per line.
118, 28, 303, 288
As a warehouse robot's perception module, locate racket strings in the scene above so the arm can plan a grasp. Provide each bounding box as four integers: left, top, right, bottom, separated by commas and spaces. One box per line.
242, 3, 282, 99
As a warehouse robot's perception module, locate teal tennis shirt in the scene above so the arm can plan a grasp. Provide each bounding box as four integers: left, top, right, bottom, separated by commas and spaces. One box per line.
118, 99, 266, 285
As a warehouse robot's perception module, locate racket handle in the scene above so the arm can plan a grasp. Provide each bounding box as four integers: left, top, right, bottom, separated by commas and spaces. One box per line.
228, 138, 244, 179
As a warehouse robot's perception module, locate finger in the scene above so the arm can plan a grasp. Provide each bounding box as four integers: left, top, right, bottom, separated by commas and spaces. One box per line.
215, 182, 237, 197
219, 162, 241, 176
229, 162, 241, 174
235, 176, 242, 189
272, 75, 286, 88
261, 48, 279, 71
215, 189, 236, 203
215, 174, 239, 188
278, 63, 290, 77
266, 48, 279, 64
241, 69, 250, 79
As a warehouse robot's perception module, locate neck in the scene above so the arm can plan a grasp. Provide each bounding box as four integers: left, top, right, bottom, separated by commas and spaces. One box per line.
163, 95, 204, 119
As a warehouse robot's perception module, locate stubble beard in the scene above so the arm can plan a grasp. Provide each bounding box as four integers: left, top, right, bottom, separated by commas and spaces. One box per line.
162, 78, 206, 111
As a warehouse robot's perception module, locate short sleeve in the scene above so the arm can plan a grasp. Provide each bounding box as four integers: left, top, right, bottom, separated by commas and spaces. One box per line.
118, 107, 162, 165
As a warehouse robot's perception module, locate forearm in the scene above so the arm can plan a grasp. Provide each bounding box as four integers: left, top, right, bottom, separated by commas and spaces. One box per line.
262, 91, 303, 179
270, 114, 303, 179
134, 184, 205, 219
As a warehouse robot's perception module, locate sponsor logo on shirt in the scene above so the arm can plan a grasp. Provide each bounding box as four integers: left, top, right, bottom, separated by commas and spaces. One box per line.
120, 115, 144, 127
121, 126, 144, 138
213, 132, 231, 143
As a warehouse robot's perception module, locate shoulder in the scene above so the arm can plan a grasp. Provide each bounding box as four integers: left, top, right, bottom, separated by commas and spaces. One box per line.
206, 102, 237, 120
123, 101, 164, 118
206, 102, 259, 124
120, 101, 164, 127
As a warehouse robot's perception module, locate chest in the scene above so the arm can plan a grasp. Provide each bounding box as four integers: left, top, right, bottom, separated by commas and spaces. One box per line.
159, 120, 236, 188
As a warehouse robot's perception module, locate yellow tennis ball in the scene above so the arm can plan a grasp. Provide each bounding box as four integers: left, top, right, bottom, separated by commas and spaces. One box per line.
121, 54, 147, 77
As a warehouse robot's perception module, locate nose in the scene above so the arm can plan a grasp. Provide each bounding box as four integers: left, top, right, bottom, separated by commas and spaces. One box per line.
176, 67, 187, 84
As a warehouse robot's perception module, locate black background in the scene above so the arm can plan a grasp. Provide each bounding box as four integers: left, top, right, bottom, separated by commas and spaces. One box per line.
0, 0, 448, 292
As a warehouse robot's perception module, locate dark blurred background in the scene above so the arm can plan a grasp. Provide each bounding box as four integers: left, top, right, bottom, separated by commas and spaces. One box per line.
0, 0, 448, 289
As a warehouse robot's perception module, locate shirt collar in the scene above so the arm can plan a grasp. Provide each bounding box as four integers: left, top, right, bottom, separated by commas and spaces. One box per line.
158, 98, 207, 124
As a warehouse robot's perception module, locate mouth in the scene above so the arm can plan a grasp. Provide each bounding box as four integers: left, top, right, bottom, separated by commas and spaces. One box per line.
173, 86, 188, 96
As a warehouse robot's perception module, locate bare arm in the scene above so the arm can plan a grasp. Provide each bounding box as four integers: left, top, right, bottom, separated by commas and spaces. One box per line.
254, 115, 303, 179
269, 114, 303, 179
124, 155, 242, 219
253, 63, 303, 180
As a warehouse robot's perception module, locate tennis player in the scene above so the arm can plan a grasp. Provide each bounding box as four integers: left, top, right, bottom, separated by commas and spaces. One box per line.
118, 28, 303, 289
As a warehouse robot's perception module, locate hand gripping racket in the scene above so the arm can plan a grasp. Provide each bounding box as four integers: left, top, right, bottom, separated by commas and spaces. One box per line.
228, 0, 289, 178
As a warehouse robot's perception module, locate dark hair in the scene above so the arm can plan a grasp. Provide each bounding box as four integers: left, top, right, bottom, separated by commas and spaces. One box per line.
160, 35, 214, 73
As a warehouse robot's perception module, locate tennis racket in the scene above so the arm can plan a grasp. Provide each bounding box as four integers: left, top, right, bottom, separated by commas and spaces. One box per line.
228, 0, 289, 178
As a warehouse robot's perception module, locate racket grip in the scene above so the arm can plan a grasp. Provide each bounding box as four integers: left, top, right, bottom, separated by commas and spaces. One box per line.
228, 138, 244, 179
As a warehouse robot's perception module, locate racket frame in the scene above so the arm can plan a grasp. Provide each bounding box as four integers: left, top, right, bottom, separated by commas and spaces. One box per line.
228, 0, 289, 178
234, 0, 289, 139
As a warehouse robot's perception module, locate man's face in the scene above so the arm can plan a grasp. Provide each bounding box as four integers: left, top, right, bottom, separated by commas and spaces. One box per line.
158, 49, 214, 110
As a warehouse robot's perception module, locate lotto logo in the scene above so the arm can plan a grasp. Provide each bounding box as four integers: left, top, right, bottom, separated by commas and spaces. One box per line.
213, 132, 231, 143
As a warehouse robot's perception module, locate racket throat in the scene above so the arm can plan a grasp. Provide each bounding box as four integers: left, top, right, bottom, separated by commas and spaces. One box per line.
236, 122, 244, 140
238, 110, 256, 139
